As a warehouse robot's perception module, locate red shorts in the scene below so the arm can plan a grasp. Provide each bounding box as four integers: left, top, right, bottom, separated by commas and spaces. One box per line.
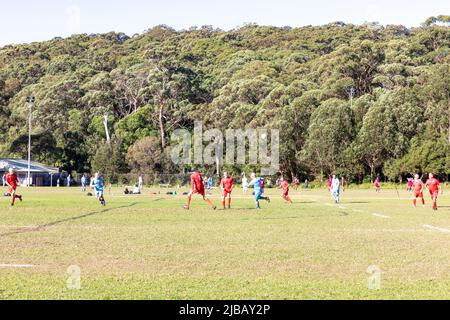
282, 190, 289, 197
8, 186, 17, 193
429, 190, 439, 198
413, 191, 423, 198
222, 190, 232, 197
192, 188, 205, 197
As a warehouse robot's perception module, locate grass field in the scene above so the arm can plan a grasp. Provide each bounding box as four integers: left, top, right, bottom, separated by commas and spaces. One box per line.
0, 186, 449, 300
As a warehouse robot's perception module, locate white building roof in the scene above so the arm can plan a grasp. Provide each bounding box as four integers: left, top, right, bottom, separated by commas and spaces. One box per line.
0, 158, 59, 174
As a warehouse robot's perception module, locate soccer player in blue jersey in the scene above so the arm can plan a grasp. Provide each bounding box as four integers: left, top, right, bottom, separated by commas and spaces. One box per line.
81, 174, 87, 192
331, 174, 340, 204
94, 172, 106, 206
248, 172, 270, 209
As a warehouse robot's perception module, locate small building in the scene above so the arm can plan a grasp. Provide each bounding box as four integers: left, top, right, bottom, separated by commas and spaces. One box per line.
0, 158, 59, 186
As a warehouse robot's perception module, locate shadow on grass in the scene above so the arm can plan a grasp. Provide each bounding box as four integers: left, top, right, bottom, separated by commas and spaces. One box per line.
0, 202, 139, 237
344, 201, 369, 204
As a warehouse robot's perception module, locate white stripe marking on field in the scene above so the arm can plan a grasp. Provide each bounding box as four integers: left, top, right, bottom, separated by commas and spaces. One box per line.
0, 264, 34, 268
372, 213, 390, 219
423, 224, 450, 234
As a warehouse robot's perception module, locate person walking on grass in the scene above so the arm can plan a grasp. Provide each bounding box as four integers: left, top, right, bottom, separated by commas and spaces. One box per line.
412, 174, 425, 208
331, 175, 340, 204
81, 174, 87, 192
220, 172, 234, 209
5, 168, 22, 207
293, 177, 299, 190
374, 176, 381, 193
425, 173, 440, 211
278, 177, 293, 204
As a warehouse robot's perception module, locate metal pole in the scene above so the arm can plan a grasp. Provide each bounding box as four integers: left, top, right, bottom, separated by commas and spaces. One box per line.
26, 96, 34, 187
27, 105, 31, 186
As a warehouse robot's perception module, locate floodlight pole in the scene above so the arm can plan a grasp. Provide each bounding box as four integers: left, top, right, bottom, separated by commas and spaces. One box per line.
26, 96, 35, 187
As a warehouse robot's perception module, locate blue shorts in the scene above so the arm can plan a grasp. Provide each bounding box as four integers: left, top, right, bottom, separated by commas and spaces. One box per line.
254, 192, 263, 201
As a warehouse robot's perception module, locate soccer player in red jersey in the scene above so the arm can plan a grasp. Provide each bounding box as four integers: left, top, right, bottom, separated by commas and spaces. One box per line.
278, 178, 292, 204
293, 177, 299, 191
220, 172, 234, 209
412, 174, 425, 207
184, 169, 216, 210
374, 177, 380, 193
407, 178, 414, 192
425, 173, 440, 211
5, 168, 22, 206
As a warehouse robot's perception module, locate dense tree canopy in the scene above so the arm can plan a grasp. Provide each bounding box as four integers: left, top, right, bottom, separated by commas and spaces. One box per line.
0, 17, 449, 182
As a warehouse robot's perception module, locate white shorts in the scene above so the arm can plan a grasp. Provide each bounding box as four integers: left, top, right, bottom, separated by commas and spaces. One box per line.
95, 190, 103, 198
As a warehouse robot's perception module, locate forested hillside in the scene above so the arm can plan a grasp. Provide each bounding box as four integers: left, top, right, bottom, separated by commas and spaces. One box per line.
0, 16, 449, 182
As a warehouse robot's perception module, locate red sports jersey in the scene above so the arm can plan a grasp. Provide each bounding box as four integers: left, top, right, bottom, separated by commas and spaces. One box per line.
6, 173, 18, 188
191, 172, 204, 192
426, 178, 440, 193
407, 179, 414, 188
281, 180, 289, 192
413, 180, 423, 192
220, 177, 234, 192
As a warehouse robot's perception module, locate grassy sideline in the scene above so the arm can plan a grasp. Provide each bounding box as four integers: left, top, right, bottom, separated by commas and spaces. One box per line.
0, 186, 449, 299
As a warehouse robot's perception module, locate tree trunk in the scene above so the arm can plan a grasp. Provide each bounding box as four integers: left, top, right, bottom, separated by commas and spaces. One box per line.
103, 115, 111, 144
369, 164, 375, 183
159, 103, 166, 150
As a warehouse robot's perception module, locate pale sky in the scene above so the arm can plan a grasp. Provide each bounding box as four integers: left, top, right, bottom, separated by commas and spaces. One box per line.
0, 0, 448, 47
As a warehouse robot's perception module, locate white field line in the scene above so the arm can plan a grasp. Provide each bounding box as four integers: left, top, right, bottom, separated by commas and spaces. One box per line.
372, 213, 391, 219
423, 224, 450, 234
0, 264, 34, 268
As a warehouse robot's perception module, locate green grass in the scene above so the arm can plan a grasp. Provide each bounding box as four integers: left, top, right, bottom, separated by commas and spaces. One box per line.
0, 186, 449, 299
